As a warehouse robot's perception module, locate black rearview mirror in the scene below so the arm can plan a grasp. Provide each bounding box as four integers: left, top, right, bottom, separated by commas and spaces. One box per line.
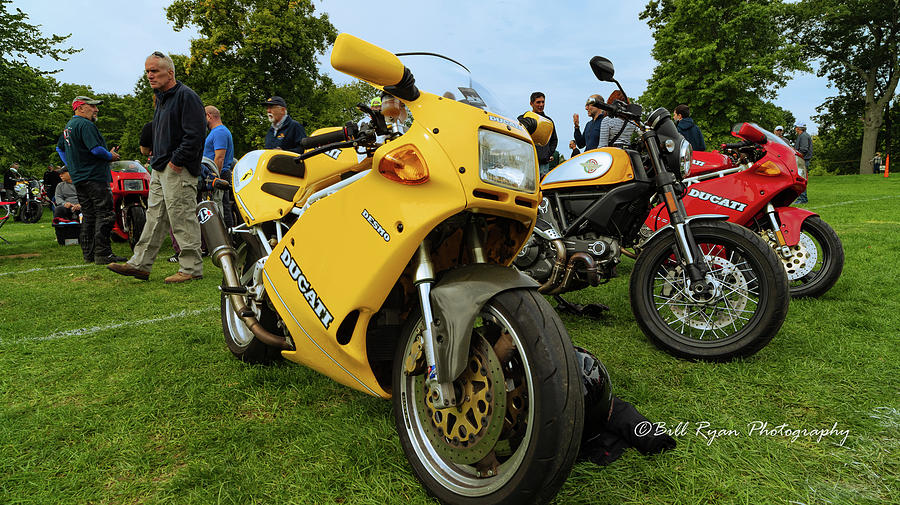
590, 56, 615, 81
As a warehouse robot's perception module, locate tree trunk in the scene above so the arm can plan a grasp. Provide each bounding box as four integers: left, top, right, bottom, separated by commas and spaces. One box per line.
860, 123, 880, 174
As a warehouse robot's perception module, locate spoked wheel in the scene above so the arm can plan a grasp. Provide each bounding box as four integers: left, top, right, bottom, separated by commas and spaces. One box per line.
630, 221, 789, 361
759, 216, 844, 298
21, 200, 42, 223
220, 238, 283, 363
125, 205, 146, 250
393, 289, 583, 505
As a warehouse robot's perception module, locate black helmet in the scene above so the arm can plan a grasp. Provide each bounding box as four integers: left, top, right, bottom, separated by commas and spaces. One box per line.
575, 346, 613, 444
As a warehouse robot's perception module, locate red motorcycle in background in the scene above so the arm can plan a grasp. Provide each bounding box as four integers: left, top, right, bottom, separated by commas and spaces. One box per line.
108, 160, 150, 250
644, 122, 844, 298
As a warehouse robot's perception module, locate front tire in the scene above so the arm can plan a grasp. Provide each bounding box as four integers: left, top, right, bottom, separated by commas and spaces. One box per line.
630, 221, 789, 361
777, 216, 844, 298
125, 205, 146, 251
393, 289, 583, 505
21, 200, 42, 223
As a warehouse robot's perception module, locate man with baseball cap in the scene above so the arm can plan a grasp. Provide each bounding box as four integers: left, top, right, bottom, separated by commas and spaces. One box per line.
56, 95, 125, 264
774, 125, 785, 139
263, 96, 306, 151
794, 123, 812, 203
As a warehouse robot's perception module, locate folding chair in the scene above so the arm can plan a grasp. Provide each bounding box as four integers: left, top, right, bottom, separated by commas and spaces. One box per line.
0, 200, 13, 244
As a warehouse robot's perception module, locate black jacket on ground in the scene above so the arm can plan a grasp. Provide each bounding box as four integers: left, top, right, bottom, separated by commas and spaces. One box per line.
151, 81, 205, 176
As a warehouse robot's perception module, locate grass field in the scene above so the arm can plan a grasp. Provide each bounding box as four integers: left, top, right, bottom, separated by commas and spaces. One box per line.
1, 174, 898, 505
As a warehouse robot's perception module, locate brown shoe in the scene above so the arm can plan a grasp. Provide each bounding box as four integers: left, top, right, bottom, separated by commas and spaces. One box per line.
164, 271, 203, 284
107, 262, 150, 281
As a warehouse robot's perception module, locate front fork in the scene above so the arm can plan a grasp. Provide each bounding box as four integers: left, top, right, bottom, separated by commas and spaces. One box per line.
764, 203, 793, 259
655, 172, 708, 285
412, 220, 486, 408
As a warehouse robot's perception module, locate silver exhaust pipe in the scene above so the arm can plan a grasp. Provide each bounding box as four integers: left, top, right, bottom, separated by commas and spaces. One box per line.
197, 201, 293, 350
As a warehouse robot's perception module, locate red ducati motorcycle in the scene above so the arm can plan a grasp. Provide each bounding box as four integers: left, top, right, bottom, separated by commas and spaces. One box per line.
109, 160, 150, 250
645, 122, 843, 298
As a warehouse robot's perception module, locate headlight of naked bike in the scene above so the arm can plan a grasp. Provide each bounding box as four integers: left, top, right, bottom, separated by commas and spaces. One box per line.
679, 139, 693, 176
478, 129, 536, 192
795, 155, 807, 179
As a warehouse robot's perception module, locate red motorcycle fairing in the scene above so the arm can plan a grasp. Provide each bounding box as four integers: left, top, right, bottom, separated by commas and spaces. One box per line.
686, 150, 732, 177
774, 206, 818, 246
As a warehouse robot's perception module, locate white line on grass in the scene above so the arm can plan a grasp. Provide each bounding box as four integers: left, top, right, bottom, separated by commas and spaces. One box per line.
0, 264, 92, 277
806, 194, 900, 210
1, 307, 218, 345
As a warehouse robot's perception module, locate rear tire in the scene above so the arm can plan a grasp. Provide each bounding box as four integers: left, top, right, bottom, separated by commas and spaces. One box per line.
630, 221, 789, 361
393, 289, 583, 505
221, 238, 283, 363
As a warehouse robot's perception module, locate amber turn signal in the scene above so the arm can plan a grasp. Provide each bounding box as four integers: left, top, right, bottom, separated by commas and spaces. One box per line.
754, 161, 782, 176
379, 145, 429, 185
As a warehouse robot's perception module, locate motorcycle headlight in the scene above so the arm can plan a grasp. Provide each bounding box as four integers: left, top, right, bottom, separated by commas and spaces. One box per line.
478, 129, 536, 193
795, 155, 807, 179
679, 139, 693, 176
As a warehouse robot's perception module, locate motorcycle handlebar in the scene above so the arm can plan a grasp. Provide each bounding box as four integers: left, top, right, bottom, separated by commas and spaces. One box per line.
299, 122, 359, 151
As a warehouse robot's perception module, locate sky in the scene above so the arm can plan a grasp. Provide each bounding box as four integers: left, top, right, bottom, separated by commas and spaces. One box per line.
12, 0, 831, 136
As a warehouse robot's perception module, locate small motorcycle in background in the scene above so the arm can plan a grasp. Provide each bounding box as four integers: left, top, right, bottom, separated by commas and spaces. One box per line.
13, 177, 44, 223
645, 122, 844, 298
108, 160, 150, 250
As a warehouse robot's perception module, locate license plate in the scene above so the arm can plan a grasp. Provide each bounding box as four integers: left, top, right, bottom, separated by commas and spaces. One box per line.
122, 179, 144, 192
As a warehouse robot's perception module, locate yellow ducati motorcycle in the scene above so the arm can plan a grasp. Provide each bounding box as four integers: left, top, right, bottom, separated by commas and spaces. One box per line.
199, 34, 584, 505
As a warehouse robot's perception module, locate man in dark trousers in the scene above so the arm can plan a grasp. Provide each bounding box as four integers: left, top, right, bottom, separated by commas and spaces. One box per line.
674, 104, 706, 151
263, 96, 306, 151
56, 95, 125, 264
108, 51, 205, 283
529, 92, 558, 177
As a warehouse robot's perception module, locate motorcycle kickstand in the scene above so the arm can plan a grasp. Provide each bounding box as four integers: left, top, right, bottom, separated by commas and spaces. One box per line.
552, 294, 610, 319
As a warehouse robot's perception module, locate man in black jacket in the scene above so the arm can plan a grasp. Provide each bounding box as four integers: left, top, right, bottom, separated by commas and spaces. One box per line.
108, 51, 206, 284
263, 96, 306, 151
674, 104, 706, 152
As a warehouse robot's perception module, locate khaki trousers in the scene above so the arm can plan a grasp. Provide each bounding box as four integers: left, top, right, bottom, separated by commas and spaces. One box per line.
128, 167, 203, 276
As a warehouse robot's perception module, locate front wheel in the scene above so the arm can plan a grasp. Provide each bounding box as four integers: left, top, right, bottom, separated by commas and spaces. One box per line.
21, 200, 42, 223
125, 205, 146, 250
765, 216, 844, 298
630, 221, 789, 361
393, 289, 583, 505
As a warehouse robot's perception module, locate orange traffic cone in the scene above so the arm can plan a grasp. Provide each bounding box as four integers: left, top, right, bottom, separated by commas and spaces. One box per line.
885, 154, 890, 178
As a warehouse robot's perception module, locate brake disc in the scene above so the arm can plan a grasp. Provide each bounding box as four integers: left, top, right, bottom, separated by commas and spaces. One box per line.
781, 233, 818, 280
413, 332, 507, 465
667, 255, 750, 330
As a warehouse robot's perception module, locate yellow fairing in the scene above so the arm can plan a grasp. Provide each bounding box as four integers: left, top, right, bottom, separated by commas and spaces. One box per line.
541, 147, 636, 190
231, 133, 360, 225
261, 93, 539, 397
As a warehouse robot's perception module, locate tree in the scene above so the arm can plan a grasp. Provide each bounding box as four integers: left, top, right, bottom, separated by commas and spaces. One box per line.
164, 0, 370, 155
0, 0, 78, 170
640, 0, 807, 146
792, 0, 899, 174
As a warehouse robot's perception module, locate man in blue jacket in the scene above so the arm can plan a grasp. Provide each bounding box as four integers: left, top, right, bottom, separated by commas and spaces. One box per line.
108, 51, 206, 283
263, 96, 306, 151
56, 95, 125, 265
674, 104, 706, 152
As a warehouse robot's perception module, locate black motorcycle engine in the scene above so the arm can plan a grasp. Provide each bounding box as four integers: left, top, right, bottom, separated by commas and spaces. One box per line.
515, 233, 621, 284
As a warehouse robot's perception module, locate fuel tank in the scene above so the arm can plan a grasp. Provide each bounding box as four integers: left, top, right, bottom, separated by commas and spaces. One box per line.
541, 148, 636, 189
